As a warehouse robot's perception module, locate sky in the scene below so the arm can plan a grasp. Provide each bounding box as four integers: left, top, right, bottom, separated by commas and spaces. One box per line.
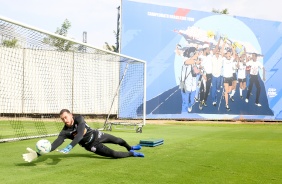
0, 0, 281, 48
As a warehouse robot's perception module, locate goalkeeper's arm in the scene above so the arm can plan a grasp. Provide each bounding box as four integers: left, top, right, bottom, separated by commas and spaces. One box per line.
22, 136, 65, 162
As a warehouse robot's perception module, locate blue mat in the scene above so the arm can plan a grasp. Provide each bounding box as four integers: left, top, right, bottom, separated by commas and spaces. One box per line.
140, 138, 164, 147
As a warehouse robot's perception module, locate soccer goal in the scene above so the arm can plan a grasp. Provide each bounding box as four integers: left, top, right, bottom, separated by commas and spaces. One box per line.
0, 15, 146, 142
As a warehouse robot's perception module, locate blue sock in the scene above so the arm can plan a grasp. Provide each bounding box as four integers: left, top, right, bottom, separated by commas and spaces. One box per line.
130, 150, 144, 157
131, 144, 142, 150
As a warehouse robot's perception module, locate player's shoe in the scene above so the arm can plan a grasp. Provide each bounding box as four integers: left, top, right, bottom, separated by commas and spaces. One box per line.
188, 107, 192, 113
245, 99, 249, 103
226, 104, 230, 111
199, 101, 203, 110
230, 96, 234, 102
255, 103, 262, 107
130, 150, 145, 157
131, 145, 142, 150
212, 102, 217, 106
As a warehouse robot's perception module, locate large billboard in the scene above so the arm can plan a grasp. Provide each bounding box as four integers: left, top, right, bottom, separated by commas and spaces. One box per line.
121, 0, 282, 121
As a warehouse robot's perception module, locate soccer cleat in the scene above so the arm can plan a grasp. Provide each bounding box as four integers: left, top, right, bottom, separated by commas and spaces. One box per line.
255, 103, 262, 107
202, 101, 207, 107
230, 96, 234, 102
130, 150, 145, 157
199, 101, 203, 110
194, 97, 199, 102
245, 99, 249, 103
212, 102, 216, 106
131, 145, 142, 150
226, 104, 230, 111
188, 107, 192, 113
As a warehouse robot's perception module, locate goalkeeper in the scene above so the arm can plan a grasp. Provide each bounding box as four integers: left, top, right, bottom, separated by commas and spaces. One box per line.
23, 109, 144, 162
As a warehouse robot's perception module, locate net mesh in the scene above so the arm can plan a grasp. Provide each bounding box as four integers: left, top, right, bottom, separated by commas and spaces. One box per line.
0, 17, 145, 142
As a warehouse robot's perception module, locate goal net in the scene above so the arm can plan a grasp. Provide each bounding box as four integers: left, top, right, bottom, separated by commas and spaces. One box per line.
0, 16, 146, 142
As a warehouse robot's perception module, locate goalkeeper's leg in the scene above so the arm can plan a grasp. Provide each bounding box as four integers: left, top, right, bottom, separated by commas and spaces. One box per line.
96, 131, 140, 151
91, 143, 144, 158
94, 143, 132, 158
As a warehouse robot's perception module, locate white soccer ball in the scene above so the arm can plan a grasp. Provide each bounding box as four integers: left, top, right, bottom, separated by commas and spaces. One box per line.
35, 139, 51, 155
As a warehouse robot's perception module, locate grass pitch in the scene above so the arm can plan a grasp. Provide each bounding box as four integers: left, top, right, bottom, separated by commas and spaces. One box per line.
1, 122, 282, 184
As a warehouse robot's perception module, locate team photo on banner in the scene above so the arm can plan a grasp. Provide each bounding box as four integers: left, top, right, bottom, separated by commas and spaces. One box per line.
121, 0, 281, 121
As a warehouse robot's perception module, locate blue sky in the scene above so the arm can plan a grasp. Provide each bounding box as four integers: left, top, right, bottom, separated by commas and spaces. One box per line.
0, 0, 280, 48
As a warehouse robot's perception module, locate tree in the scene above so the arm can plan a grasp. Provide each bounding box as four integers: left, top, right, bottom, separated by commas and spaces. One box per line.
104, 41, 117, 52
104, 6, 120, 53
2, 38, 18, 48
43, 19, 74, 51
212, 8, 229, 14
104, 29, 119, 52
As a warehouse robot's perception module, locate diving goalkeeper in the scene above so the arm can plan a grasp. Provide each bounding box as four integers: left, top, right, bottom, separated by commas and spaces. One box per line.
22, 109, 144, 162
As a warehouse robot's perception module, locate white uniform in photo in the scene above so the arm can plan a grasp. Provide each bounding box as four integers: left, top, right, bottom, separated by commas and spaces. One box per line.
237, 62, 246, 79
222, 57, 234, 78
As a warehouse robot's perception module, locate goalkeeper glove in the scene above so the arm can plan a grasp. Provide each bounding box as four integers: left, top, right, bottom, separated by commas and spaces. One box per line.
59, 144, 73, 154
22, 147, 40, 162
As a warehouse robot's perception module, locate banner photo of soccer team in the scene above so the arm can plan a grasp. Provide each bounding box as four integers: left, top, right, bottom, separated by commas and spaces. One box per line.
121, 0, 282, 121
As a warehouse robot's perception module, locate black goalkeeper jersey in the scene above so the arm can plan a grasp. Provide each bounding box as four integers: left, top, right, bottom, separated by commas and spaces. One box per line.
51, 115, 95, 151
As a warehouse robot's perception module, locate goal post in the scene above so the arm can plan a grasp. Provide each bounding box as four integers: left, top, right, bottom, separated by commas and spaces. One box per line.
0, 15, 146, 142
103, 59, 147, 133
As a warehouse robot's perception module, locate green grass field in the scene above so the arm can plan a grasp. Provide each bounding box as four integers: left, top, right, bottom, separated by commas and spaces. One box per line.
1, 122, 282, 184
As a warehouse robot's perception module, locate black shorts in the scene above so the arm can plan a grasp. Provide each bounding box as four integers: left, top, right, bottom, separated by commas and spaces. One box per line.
232, 73, 237, 81
238, 78, 246, 83
224, 77, 233, 86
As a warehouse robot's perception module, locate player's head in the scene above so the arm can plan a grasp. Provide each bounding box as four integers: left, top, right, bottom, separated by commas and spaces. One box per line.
225, 48, 232, 59
215, 48, 220, 55
240, 53, 246, 61
202, 44, 210, 55
234, 53, 239, 62
59, 109, 74, 127
183, 47, 197, 59
252, 53, 257, 61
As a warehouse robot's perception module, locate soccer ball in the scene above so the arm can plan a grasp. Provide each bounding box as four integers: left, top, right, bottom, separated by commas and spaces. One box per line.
35, 139, 51, 155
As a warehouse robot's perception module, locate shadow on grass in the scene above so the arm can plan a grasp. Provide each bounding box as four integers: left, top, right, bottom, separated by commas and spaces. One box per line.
16, 153, 113, 166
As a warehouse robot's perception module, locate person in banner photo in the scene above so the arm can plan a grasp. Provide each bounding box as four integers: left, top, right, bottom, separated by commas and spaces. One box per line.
229, 51, 239, 103
211, 38, 225, 107
245, 53, 266, 107
236, 48, 247, 99
221, 39, 235, 111
176, 46, 201, 113
245, 55, 252, 90
198, 43, 212, 110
